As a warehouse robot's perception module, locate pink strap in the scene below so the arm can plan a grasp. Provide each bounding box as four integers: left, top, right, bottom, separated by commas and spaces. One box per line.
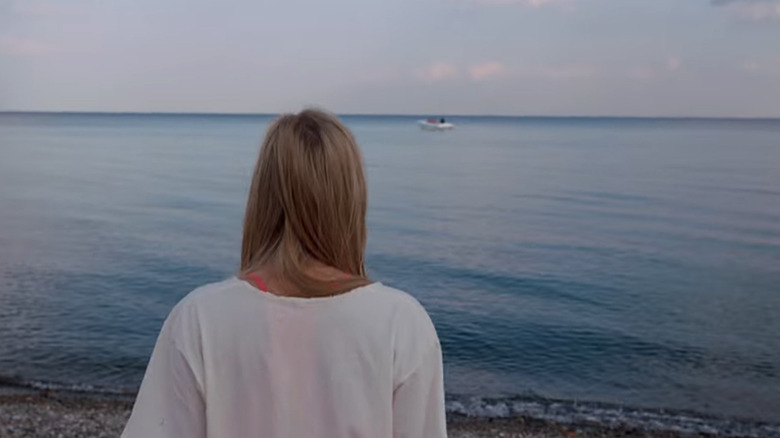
247, 272, 268, 292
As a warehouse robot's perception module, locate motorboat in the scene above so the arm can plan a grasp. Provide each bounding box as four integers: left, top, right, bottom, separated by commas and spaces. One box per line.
418, 118, 454, 131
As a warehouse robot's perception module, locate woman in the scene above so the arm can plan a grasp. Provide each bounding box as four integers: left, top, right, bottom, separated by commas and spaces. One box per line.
122, 109, 446, 438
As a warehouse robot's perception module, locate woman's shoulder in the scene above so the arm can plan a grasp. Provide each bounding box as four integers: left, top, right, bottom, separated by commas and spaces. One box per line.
160, 278, 256, 329
179, 277, 250, 305
169, 278, 437, 339
364, 283, 440, 351
364, 283, 435, 322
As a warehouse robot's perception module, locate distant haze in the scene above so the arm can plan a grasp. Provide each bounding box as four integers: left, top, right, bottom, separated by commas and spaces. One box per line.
2, 0, 780, 117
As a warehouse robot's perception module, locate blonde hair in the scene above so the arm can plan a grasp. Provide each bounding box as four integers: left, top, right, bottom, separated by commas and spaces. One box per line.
240, 109, 371, 296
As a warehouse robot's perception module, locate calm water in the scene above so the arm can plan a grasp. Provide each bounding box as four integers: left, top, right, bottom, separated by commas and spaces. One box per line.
1, 113, 779, 425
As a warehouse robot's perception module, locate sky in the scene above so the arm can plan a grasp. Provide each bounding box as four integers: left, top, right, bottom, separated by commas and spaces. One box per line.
1, 0, 780, 117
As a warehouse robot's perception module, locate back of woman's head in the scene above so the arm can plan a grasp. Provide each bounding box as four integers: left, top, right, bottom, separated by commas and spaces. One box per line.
241, 109, 369, 295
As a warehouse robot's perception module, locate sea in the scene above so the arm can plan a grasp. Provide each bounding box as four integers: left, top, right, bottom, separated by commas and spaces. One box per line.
1, 113, 779, 435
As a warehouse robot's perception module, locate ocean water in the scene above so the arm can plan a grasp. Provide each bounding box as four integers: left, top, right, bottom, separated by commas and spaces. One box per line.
1, 113, 779, 430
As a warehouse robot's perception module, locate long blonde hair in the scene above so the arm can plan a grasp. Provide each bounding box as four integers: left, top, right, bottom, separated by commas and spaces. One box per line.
240, 109, 370, 296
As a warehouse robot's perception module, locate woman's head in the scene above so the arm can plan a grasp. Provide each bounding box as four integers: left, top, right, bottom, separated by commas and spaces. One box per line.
241, 109, 369, 294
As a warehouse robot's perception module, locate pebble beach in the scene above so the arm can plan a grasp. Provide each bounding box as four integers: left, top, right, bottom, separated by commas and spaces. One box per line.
0, 393, 765, 438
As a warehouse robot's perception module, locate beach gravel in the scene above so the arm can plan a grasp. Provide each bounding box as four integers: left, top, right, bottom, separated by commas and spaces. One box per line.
0, 394, 751, 438
0, 395, 130, 438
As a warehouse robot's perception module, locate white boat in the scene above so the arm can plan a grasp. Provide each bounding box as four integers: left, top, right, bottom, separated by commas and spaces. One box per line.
418, 119, 454, 131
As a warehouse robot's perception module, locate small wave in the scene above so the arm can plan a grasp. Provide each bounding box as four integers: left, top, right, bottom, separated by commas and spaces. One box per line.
0, 373, 136, 397
446, 395, 780, 438
3, 373, 778, 437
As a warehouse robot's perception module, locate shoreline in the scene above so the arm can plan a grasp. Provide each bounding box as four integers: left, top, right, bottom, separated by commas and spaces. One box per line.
1, 393, 778, 438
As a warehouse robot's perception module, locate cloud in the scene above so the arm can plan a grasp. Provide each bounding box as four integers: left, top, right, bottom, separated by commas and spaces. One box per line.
626, 57, 683, 81
469, 61, 507, 81
357, 67, 401, 84
740, 57, 780, 71
630, 67, 656, 81
526, 64, 596, 80
8, 0, 86, 17
467, 0, 579, 11
418, 61, 593, 83
742, 60, 760, 71
417, 62, 459, 82
11, 1, 58, 16
0, 35, 56, 56
711, 0, 780, 21
475, 0, 568, 6
666, 56, 683, 72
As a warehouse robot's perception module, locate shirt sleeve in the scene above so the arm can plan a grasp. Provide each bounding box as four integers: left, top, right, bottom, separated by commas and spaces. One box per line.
392, 342, 447, 438
121, 307, 206, 438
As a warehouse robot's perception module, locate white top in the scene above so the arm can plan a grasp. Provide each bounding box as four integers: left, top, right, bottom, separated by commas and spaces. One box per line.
122, 277, 446, 438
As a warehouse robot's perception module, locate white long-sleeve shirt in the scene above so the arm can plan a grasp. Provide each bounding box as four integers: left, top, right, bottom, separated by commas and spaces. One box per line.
121, 277, 447, 438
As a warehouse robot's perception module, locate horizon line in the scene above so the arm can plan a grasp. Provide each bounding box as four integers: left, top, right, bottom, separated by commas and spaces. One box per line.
1, 110, 779, 121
